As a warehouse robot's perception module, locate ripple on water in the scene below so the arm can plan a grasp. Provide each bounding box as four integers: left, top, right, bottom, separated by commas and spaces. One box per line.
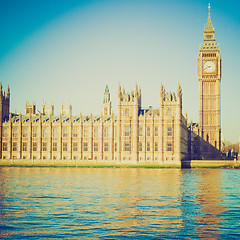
0, 168, 240, 239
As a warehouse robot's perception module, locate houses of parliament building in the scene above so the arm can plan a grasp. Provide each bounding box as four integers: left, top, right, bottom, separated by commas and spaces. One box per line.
0, 6, 222, 165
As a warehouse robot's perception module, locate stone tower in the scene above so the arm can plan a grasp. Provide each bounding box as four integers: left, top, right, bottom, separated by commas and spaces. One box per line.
0, 83, 10, 122
102, 85, 112, 116
42, 101, 54, 116
117, 84, 141, 162
160, 83, 182, 162
198, 4, 221, 150
60, 102, 72, 116
25, 102, 36, 115
0, 84, 10, 159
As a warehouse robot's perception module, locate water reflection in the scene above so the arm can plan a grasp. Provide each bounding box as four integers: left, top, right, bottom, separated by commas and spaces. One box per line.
0, 167, 238, 239
195, 170, 225, 239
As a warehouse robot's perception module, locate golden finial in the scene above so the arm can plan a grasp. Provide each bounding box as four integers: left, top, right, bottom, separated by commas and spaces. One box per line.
208, 3, 211, 12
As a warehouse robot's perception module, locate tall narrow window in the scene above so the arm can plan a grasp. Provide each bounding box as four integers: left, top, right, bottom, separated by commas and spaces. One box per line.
154, 127, 158, 137
42, 142, 47, 151
12, 142, 17, 151
154, 142, 158, 152
22, 128, 28, 138
52, 142, 57, 151
32, 127, 38, 138
167, 109, 172, 116
94, 127, 98, 138
63, 142, 68, 151
104, 127, 109, 138
83, 142, 88, 151
2, 128, 8, 138
124, 142, 131, 151
94, 143, 98, 152
166, 142, 173, 152
147, 127, 150, 137
147, 142, 150, 151
104, 143, 109, 152
83, 128, 88, 138
139, 142, 142, 152
53, 128, 58, 138
63, 127, 68, 137
73, 127, 78, 137
73, 142, 78, 152
42, 128, 48, 138
124, 126, 131, 137
22, 142, 27, 151
167, 127, 173, 137
104, 107, 108, 115
32, 142, 37, 151
2, 142, 7, 151
12, 128, 18, 138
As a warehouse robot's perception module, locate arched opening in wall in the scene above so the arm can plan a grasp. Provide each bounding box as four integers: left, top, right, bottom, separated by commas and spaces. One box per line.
125, 108, 129, 117
167, 109, 172, 116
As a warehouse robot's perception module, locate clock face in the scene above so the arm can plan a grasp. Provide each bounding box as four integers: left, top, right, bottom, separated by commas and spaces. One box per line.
203, 61, 216, 73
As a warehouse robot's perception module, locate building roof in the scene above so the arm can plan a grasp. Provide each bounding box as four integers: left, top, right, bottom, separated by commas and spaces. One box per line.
7, 114, 117, 124
204, 4, 214, 33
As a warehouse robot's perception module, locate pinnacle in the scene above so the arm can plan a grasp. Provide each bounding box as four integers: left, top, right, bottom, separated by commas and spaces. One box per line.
204, 3, 214, 32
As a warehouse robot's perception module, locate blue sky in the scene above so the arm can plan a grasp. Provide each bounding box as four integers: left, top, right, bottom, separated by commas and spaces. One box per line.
0, 0, 239, 142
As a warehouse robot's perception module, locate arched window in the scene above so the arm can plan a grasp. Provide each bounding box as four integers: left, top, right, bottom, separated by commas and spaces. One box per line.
167, 109, 172, 116
125, 108, 129, 117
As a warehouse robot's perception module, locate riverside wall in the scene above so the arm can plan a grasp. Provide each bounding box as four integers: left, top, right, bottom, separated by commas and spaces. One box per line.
0, 158, 237, 168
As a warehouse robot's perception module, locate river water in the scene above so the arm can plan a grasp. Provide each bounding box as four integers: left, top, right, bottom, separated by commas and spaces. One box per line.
0, 167, 239, 239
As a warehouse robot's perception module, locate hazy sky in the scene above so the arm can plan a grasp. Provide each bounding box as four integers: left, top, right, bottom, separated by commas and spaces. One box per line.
0, 0, 239, 142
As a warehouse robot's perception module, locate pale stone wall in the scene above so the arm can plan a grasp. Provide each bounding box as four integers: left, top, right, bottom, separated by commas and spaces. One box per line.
0, 84, 187, 165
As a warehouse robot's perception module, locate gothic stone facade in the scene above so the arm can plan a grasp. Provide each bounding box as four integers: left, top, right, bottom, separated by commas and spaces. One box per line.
0, 84, 189, 165
0, 6, 221, 164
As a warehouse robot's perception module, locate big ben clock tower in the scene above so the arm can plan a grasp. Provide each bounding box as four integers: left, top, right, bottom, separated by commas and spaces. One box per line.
198, 4, 221, 151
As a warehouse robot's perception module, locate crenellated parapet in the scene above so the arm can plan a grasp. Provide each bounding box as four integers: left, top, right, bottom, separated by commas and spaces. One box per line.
118, 84, 141, 106
160, 83, 182, 110
42, 101, 54, 116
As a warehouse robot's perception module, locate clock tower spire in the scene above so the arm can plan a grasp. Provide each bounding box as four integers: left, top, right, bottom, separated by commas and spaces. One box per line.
198, 4, 221, 152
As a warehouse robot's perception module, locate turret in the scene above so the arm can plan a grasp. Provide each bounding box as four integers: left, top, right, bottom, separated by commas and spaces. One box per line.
42, 101, 54, 116
26, 102, 36, 115
0, 83, 10, 122
177, 83, 182, 107
60, 101, 72, 116
160, 83, 182, 112
6, 85, 10, 98
160, 83, 165, 102
117, 84, 141, 118
102, 85, 112, 116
